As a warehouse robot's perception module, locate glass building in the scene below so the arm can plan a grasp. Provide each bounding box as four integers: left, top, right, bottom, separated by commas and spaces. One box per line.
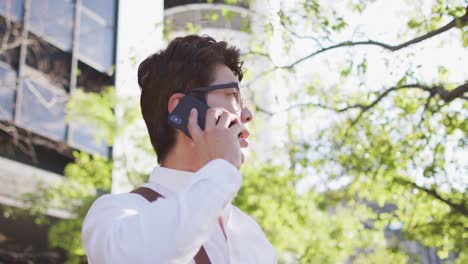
0, 0, 117, 161
0, 0, 117, 259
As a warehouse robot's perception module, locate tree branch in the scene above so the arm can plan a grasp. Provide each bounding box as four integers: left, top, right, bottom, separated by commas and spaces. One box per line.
432, 82, 468, 102
418, 91, 435, 128
288, 6, 468, 68
240, 50, 273, 64
247, 6, 468, 84
255, 82, 468, 117
395, 177, 468, 216
279, 18, 324, 48
344, 82, 466, 134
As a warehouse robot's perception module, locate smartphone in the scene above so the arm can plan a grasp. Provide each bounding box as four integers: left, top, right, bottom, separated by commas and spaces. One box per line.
168, 94, 209, 138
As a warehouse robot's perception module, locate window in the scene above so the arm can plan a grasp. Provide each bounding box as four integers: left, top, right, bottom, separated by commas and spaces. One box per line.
82, 0, 115, 24
0, 0, 23, 21
29, 0, 74, 51
16, 77, 67, 141
0, 0, 115, 158
0, 62, 16, 121
79, 0, 116, 73
25, 34, 72, 91
65, 61, 112, 157
69, 120, 109, 157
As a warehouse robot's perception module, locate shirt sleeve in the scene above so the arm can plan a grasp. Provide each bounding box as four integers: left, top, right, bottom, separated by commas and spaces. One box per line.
82, 159, 241, 264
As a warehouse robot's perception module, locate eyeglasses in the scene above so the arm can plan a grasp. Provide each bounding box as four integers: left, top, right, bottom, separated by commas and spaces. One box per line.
184, 82, 247, 111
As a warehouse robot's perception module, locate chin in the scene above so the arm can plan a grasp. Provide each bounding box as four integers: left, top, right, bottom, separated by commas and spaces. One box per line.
240, 148, 248, 165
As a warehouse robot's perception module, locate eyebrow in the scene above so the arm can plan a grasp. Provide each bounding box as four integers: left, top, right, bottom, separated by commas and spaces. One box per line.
187, 82, 239, 93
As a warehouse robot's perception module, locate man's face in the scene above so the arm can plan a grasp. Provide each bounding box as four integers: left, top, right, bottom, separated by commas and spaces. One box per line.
206, 64, 254, 163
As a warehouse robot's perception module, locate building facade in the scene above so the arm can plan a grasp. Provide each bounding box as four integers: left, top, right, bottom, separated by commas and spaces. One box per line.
0, 0, 117, 259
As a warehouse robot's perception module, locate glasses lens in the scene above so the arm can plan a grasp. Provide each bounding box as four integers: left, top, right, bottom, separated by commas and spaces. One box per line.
239, 84, 249, 110
230, 88, 245, 112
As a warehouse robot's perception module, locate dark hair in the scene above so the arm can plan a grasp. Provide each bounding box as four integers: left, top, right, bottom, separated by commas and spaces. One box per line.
137, 35, 244, 163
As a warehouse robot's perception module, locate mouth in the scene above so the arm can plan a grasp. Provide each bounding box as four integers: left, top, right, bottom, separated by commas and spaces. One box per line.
238, 130, 250, 148
239, 137, 249, 148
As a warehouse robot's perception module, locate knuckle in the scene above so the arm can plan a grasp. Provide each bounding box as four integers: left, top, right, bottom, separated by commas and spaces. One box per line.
229, 113, 239, 121
206, 108, 215, 115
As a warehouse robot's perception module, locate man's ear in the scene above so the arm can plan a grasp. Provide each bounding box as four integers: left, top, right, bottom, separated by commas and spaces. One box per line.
168, 93, 185, 113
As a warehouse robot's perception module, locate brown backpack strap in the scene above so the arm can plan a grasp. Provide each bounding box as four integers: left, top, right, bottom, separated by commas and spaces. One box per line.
194, 246, 211, 264
130, 187, 212, 264
131, 187, 164, 202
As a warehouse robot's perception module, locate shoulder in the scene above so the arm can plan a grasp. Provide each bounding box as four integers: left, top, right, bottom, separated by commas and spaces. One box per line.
230, 206, 277, 261
231, 206, 272, 243
94, 191, 149, 206
230, 206, 275, 246
85, 192, 150, 219
231, 206, 264, 233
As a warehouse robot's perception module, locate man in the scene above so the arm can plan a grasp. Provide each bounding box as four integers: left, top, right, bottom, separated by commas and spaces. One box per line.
81, 35, 277, 263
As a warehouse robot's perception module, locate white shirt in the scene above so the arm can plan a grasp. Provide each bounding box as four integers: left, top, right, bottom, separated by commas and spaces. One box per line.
82, 159, 277, 264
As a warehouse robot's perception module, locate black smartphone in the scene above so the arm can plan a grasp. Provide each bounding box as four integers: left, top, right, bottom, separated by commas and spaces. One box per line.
168, 94, 209, 138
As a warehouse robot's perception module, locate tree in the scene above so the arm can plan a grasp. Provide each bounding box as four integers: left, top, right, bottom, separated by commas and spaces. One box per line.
171, 0, 467, 261
237, 0, 467, 262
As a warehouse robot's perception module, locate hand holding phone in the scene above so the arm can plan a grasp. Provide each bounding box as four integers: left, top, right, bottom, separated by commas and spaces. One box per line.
168, 94, 209, 138
168, 94, 248, 168
188, 108, 246, 169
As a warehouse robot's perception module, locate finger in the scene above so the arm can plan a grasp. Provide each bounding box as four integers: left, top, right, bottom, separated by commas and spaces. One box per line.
187, 108, 202, 140
217, 112, 238, 128
205, 107, 226, 129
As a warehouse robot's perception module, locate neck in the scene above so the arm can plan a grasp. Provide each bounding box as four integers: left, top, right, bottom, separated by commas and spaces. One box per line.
160, 138, 203, 172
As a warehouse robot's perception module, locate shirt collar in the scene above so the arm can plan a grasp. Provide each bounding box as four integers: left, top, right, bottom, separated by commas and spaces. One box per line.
147, 166, 195, 195
147, 165, 232, 224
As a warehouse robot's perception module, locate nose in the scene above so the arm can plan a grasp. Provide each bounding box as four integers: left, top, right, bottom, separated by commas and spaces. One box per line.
241, 106, 254, 124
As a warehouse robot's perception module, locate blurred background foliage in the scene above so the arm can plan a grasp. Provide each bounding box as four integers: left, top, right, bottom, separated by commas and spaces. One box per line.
11, 0, 467, 263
